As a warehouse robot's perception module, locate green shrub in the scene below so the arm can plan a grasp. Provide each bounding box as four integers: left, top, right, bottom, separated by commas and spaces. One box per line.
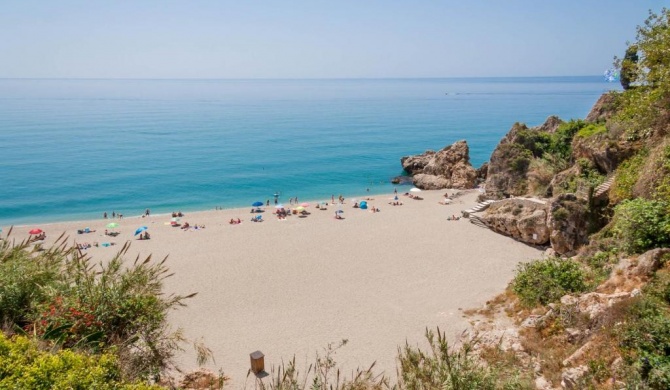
511, 258, 588, 307
0, 237, 195, 382
0, 333, 158, 389
397, 328, 532, 389
611, 198, 670, 253
611, 150, 648, 203
0, 240, 62, 328
575, 123, 607, 138
619, 273, 670, 389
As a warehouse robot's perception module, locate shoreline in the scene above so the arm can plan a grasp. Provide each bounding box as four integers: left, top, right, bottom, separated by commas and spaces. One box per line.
5, 189, 543, 387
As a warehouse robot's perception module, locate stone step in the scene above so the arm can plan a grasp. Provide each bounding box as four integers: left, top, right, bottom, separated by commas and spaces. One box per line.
463, 200, 497, 217
469, 215, 489, 229
594, 176, 615, 198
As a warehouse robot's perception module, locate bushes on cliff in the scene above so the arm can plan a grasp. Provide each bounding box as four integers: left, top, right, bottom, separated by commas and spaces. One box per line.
611, 198, 670, 254
0, 333, 158, 389
617, 270, 670, 388
614, 8, 670, 140
397, 328, 533, 389
511, 258, 588, 307
0, 236, 194, 383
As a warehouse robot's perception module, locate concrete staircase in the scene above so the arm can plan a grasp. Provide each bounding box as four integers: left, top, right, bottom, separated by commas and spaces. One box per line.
462, 199, 496, 218
469, 214, 489, 229
575, 175, 615, 201
594, 176, 615, 198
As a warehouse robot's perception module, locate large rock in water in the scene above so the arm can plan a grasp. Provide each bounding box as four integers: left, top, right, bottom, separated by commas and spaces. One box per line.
400, 140, 477, 189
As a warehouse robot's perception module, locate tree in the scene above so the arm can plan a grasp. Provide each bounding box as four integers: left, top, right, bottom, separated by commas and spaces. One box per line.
620, 45, 638, 90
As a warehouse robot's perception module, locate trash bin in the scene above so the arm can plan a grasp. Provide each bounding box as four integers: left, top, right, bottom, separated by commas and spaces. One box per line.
250, 350, 264, 374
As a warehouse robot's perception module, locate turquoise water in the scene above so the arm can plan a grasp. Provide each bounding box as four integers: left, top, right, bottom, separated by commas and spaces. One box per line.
0, 77, 618, 226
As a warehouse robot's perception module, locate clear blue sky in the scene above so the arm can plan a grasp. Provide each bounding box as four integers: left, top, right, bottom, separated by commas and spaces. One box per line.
0, 1, 666, 78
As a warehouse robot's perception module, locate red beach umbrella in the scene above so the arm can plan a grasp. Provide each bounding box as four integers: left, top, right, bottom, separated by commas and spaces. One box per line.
29, 228, 43, 235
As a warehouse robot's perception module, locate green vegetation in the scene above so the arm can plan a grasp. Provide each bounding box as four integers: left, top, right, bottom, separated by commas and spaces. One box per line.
575, 123, 607, 138
618, 269, 670, 388
614, 9, 670, 139
0, 333, 158, 389
0, 235, 194, 386
610, 149, 648, 203
611, 198, 670, 254
396, 328, 533, 390
511, 258, 588, 307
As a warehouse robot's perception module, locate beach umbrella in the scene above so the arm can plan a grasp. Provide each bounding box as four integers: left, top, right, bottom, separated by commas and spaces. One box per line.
300, 202, 310, 207
106, 222, 119, 229
29, 228, 43, 235
275, 204, 284, 209
295, 206, 305, 212
252, 201, 264, 207
171, 217, 180, 222
134, 226, 148, 236
359, 201, 368, 210
410, 187, 422, 193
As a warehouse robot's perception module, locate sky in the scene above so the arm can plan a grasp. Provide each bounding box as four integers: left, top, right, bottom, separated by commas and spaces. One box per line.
0, 1, 666, 79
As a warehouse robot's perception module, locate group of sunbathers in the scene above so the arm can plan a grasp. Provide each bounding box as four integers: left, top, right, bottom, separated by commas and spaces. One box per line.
31, 232, 46, 241
180, 222, 205, 230
138, 232, 151, 240
104, 230, 120, 236
404, 193, 423, 200
77, 228, 96, 234
388, 200, 403, 206
171, 211, 184, 217
447, 215, 461, 221
229, 218, 242, 225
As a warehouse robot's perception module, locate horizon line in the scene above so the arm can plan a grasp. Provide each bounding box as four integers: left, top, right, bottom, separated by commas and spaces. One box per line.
0, 75, 603, 81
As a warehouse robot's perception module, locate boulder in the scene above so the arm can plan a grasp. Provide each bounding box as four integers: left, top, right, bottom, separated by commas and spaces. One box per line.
412, 174, 450, 190
631, 248, 670, 277
480, 198, 550, 245
400, 140, 477, 189
560, 291, 633, 320
572, 135, 634, 174
547, 195, 590, 256
561, 365, 588, 389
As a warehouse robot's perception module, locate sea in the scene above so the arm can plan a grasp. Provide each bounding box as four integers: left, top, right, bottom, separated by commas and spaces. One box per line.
0, 77, 620, 226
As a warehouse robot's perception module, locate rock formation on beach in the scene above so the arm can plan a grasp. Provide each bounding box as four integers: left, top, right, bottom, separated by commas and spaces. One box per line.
399, 140, 478, 189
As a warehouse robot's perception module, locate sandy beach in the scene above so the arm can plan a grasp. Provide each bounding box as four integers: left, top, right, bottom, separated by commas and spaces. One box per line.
5, 189, 542, 387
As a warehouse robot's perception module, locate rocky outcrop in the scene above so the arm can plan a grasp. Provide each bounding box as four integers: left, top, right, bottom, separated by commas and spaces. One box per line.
478, 194, 590, 254
585, 93, 618, 123
631, 248, 670, 277
479, 198, 550, 245
476, 162, 489, 182
400, 140, 477, 189
572, 135, 634, 174
485, 117, 564, 199
547, 194, 590, 256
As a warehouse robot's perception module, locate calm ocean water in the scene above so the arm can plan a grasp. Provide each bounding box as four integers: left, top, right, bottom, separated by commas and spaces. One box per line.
0, 77, 619, 226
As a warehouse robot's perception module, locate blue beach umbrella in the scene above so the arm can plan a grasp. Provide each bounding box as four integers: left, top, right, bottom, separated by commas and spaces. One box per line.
359, 201, 368, 210
252, 201, 264, 207
134, 226, 148, 236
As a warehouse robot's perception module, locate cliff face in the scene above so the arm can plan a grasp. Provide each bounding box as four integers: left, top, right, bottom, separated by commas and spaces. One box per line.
400, 140, 478, 189
485, 117, 563, 199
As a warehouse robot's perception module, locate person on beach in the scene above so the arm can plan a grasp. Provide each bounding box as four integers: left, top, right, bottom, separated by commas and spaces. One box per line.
266, 200, 270, 206
112, 211, 116, 218
103, 212, 107, 219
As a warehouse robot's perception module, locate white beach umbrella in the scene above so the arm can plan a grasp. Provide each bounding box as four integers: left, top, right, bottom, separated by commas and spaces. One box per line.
410, 187, 422, 193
